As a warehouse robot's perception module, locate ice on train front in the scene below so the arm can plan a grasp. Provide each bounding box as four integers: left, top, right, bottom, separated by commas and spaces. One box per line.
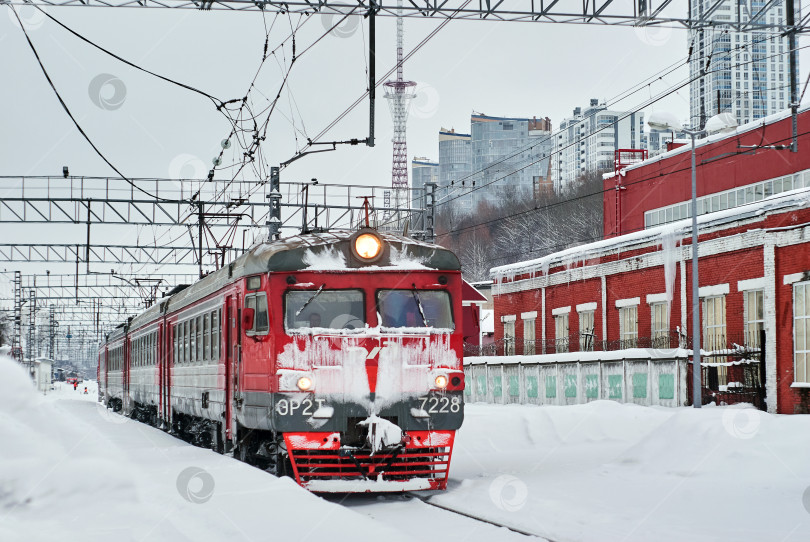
266, 229, 465, 492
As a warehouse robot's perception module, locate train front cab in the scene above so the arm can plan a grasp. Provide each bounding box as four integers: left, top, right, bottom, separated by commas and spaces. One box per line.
235, 235, 465, 492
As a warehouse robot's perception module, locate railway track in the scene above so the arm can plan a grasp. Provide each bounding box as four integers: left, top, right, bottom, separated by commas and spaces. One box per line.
329, 492, 556, 541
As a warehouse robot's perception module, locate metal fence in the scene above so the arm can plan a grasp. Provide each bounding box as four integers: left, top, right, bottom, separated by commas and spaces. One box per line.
463, 330, 766, 410
463, 355, 689, 408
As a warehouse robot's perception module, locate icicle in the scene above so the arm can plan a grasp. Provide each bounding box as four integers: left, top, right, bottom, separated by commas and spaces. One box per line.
659, 224, 680, 318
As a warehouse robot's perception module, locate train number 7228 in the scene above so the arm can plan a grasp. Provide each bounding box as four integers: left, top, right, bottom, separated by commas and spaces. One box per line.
418, 395, 461, 414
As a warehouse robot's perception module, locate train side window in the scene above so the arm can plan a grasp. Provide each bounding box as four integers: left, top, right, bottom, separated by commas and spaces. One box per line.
183, 322, 188, 363
204, 313, 211, 362
245, 293, 270, 335
178, 323, 184, 364
173, 325, 178, 364
212, 310, 220, 361
183, 322, 189, 363
191, 318, 197, 363
196, 316, 203, 362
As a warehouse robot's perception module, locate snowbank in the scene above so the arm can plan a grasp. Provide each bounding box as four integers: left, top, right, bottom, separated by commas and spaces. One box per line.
436, 401, 810, 542
0, 355, 409, 542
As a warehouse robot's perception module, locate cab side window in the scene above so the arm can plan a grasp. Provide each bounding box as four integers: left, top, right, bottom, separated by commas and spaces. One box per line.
245, 293, 269, 335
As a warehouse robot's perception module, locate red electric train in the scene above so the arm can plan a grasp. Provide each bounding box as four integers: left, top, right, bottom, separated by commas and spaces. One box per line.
98, 228, 465, 492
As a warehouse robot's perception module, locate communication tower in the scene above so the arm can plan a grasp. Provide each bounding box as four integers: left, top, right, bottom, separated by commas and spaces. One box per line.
384, 0, 417, 227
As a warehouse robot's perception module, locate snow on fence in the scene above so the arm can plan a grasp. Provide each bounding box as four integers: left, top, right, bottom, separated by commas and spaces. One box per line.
463, 349, 689, 408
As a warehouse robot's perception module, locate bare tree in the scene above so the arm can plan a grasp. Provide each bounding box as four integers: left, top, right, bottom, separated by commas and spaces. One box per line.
0, 311, 10, 347
437, 170, 605, 273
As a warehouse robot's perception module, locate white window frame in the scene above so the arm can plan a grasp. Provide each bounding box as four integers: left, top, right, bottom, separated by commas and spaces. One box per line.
523, 317, 536, 355
650, 301, 669, 341
702, 295, 727, 352
744, 289, 764, 349
703, 295, 728, 385
578, 309, 596, 352
794, 281, 810, 384
503, 319, 516, 356
619, 305, 638, 348
555, 314, 569, 353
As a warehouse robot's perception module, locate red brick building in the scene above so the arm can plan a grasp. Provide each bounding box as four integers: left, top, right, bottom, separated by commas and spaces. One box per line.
490, 108, 810, 414
604, 107, 810, 238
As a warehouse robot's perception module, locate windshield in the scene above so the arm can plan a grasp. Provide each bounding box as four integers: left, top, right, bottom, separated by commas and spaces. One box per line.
377, 289, 454, 330
285, 289, 365, 331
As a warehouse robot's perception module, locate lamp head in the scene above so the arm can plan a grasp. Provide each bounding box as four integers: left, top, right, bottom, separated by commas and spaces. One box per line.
647, 111, 682, 132
705, 112, 738, 135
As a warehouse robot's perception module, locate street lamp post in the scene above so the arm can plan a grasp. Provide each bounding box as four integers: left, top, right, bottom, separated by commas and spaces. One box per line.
647, 112, 736, 408
683, 127, 703, 408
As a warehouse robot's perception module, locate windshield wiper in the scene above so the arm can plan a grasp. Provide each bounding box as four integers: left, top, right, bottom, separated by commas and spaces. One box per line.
410, 285, 429, 327
295, 284, 325, 317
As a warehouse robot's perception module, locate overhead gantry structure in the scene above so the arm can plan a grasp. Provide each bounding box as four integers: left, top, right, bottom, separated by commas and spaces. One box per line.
2, 0, 808, 32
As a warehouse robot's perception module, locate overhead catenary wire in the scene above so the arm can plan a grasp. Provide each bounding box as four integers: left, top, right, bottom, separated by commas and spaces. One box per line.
11, 8, 171, 203
430, 30, 797, 210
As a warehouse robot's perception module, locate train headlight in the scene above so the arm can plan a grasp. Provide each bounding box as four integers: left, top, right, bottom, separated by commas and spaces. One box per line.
350, 229, 384, 263
434, 374, 449, 389
297, 376, 313, 391
355, 233, 382, 259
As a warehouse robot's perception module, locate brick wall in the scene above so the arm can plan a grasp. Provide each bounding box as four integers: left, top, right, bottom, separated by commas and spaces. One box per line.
492, 203, 810, 414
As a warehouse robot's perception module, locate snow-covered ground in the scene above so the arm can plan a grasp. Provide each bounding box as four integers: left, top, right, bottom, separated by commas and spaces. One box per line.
435, 400, 810, 542
0, 357, 410, 542
3, 354, 809, 541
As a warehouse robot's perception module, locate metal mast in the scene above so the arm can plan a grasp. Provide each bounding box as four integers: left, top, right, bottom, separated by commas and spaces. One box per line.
384, 0, 416, 227
12, 271, 23, 363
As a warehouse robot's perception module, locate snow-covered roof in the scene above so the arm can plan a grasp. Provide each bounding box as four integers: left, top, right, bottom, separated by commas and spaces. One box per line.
110, 230, 460, 339
462, 280, 488, 305
491, 186, 810, 279
606, 105, 810, 178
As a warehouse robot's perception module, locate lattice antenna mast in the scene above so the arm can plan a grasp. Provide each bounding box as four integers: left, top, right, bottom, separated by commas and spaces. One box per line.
384, 0, 416, 226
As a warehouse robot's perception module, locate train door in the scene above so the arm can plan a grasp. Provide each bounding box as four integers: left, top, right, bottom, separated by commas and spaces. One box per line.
123, 335, 131, 415
157, 320, 165, 424
225, 294, 241, 446
160, 322, 172, 427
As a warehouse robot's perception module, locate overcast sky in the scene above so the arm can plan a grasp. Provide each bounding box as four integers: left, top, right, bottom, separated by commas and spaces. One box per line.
2, 3, 809, 305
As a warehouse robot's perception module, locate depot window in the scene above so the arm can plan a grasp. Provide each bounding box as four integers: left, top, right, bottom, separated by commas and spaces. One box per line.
245, 293, 270, 335
377, 289, 454, 330
285, 289, 365, 331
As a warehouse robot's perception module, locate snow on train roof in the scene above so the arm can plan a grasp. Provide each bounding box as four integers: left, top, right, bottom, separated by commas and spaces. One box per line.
491, 185, 810, 281
115, 231, 459, 336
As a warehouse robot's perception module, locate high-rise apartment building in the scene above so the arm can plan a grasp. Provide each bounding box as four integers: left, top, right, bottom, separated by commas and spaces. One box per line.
436, 116, 552, 213
688, 0, 793, 127
551, 99, 645, 191
410, 157, 438, 208
469, 114, 553, 209
437, 129, 473, 211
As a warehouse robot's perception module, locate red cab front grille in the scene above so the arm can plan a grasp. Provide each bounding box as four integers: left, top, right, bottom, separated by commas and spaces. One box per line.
284, 431, 455, 491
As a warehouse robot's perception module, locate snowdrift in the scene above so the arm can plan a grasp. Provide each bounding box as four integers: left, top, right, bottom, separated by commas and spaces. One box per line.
0, 355, 408, 542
